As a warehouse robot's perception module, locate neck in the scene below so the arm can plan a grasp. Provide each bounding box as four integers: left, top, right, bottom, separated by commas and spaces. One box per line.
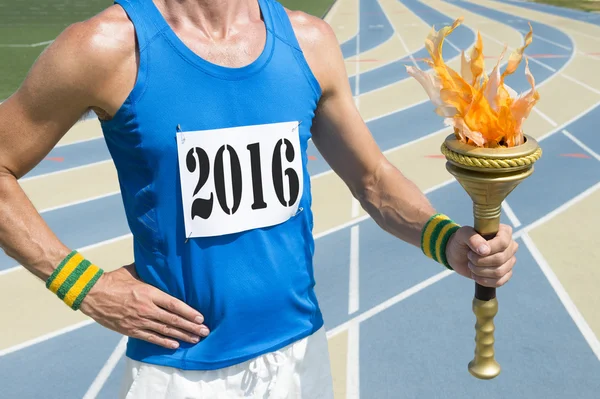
156, 0, 260, 39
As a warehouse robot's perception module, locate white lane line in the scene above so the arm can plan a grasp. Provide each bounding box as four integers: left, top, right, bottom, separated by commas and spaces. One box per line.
554, 28, 600, 76
445, 39, 462, 54
0, 267, 23, 277
354, 0, 361, 109
534, 107, 559, 127
379, 0, 420, 69
483, 22, 600, 96
561, 73, 600, 96
327, 270, 454, 338
502, 201, 522, 228
0, 233, 133, 277
563, 28, 600, 42
20, 159, 113, 182
345, 0, 429, 76
314, 215, 371, 240
561, 31, 600, 94
0, 319, 95, 357
521, 234, 600, 361
346, 320, 360, 399
349, 4, 361, 384
482, 31, 558, 72
55, 135, 104, 149
82, 336, 128, 399
516, 28, 572, 51
38, 191, 120, 214
0, 40, 54, 48
347, 1, 362, 394
513, 182, 600, 240
562, 130, 600, 161
360, 22, 478, 98
398, 33, 418, 67
537, 101, 600, 142
349, 226, 360, 314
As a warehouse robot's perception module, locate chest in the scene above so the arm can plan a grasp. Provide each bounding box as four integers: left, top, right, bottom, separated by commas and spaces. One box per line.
172, 21, 268, 68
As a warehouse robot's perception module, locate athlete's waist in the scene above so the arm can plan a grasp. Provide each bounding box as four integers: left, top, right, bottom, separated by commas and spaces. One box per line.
133, 215, 314, 296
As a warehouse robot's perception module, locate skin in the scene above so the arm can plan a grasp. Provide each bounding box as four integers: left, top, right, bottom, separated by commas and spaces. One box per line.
0, 0, 518, 350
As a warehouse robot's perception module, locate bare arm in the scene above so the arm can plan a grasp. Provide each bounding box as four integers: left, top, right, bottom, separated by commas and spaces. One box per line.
0, 8, 208, 347
0, 28, 102, 279
290, 12, 519, 287
289, 13, 435, 247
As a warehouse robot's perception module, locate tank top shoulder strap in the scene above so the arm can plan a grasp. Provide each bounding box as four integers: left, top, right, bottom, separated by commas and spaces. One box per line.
114, 0, 168, 52
262, 0, 321, 98
263, 0, 302, 51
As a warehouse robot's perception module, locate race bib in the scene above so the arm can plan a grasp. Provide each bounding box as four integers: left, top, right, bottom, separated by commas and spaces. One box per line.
176, 121, 304, 238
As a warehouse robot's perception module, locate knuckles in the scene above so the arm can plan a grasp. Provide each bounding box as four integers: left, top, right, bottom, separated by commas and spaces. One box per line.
165, 300, 177, 312
492, 268, 506, 278
160, 323, 172, 336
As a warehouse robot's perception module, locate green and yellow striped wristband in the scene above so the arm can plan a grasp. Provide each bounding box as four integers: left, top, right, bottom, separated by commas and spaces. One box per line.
421, 213, 461, 270
46, 250, 104, 310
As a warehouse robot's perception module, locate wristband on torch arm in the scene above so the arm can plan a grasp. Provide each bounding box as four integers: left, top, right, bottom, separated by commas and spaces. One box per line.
420, 213, 461, 270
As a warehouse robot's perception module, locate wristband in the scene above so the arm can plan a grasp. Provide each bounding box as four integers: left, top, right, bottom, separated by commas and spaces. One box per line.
46, 250, 104, 310
421, 213, 461, 270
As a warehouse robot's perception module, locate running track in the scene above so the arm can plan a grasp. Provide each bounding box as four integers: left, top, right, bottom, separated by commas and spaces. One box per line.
1, 0, 599, 398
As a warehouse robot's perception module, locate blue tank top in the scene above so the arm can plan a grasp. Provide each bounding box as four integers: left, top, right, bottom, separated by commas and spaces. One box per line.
100, 0, 323, 370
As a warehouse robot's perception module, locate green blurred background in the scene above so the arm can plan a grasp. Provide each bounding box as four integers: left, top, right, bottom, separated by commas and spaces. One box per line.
0, 0, 335, 100
534, 0, 600, 13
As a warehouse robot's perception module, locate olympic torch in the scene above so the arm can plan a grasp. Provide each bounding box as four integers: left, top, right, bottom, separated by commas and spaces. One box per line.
407, 18, 542, 379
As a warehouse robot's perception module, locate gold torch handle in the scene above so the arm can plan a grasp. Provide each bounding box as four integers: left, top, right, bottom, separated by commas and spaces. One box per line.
468, 205, 502, 379
473, 203, 501, 302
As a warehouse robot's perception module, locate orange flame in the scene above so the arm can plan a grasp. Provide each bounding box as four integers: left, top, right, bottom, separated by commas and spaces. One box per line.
406, 17, 539, 148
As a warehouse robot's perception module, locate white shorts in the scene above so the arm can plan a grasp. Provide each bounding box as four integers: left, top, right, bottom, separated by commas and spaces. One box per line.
120, 327, 334, 399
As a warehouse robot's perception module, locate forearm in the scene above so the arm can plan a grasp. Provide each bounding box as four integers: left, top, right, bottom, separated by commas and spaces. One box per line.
0, 173, 70, 280
353, 159, 437, 248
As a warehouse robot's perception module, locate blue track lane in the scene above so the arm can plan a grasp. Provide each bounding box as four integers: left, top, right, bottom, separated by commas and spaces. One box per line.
0, 194, 129, 271
23, 138, 111, 179
494, 0, 600, 26
2, 0, 599, 397
360, 238, 600, 398
0, 323, 124, 399
563, 104, 600, 155
348, 0, 476, 95
340, 0, 394, 58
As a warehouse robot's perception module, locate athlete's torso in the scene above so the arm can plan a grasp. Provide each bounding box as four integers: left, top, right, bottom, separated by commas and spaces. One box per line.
99, 0, 324, 370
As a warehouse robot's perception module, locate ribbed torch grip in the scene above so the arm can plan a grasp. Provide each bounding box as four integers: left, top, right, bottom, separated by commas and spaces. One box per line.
468, 297, 501, 379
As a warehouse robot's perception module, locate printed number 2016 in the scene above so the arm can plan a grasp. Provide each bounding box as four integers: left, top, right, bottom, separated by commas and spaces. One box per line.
185, 140, 300, 219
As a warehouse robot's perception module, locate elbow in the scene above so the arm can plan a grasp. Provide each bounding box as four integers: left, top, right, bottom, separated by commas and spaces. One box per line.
0, 166, 18, 182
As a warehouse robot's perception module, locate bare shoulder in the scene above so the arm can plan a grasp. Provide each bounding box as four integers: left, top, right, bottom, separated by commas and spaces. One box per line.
21, 4, 137, 117
285, 9, 339, 50
53, 5, 135, 62
284, 9, 347, 97
0, 5, 138, 179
